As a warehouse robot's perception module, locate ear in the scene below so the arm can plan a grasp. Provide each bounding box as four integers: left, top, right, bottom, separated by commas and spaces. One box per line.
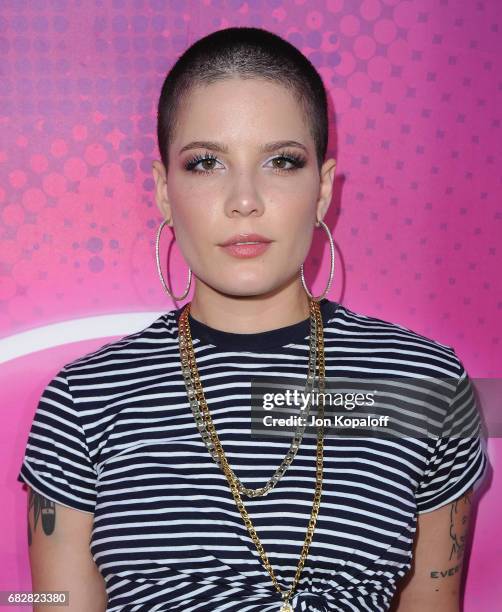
152, 160, 173, 225
315, 157, 336, 226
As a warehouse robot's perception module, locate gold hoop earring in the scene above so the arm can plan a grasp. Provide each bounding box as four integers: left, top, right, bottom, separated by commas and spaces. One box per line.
155, 219, 192, 301
300, 219, 335, 302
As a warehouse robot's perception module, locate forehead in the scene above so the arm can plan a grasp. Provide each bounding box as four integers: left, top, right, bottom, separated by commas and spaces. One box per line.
173, 77, 311, 146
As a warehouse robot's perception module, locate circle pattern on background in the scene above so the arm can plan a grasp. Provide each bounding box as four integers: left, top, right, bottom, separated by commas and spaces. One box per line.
0, 0, 500, 380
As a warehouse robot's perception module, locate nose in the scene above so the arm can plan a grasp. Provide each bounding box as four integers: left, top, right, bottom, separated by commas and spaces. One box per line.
224, 172, 265, 218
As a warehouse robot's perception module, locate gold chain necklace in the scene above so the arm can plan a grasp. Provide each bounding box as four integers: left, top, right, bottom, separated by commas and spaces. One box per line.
177, 300, 327, 611
179, 299, 320, 498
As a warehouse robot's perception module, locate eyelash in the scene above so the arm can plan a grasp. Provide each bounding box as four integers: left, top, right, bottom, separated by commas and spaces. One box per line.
183, 150, 307, 176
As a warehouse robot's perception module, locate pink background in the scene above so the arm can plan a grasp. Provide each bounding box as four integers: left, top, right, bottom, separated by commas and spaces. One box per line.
1, 0, 500, 609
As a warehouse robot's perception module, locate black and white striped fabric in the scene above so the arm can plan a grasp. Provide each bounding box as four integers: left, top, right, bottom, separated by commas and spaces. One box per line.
18, 298, 488, 612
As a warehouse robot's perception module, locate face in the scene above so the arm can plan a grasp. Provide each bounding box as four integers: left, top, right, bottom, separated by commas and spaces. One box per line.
152, 77, 336, 299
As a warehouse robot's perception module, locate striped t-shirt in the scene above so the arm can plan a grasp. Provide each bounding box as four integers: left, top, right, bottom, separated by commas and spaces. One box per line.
18, 298, 488, 612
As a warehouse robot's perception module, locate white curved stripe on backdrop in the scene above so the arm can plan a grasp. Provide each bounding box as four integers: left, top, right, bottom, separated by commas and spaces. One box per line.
0, 312, 166, 364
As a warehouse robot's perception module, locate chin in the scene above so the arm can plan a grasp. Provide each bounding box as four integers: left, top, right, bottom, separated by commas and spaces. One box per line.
213, 279, 277, 298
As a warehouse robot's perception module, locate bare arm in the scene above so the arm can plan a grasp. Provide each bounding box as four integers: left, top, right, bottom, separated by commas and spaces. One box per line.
391, 488, 474, 612
27, 487, 107, 612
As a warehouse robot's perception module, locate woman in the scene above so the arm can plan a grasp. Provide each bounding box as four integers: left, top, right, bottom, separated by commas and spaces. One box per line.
18, 27, 487, 612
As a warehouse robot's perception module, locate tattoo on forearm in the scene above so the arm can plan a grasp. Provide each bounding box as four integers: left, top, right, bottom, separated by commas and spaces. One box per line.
28, 489, 56, 545
430, 563, 462, 579
429, 490, 473, 586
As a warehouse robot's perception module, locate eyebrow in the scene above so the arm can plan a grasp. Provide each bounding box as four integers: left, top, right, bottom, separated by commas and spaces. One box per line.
178, 140, 309, 155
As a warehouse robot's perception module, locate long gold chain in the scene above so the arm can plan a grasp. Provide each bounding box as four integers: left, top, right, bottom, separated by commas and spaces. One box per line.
177, 300, 326, 611
179, 299, 320, 497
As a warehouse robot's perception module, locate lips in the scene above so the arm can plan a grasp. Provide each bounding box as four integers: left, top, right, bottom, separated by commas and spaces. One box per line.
219, 233, 272, 246
219, 241, 272, 259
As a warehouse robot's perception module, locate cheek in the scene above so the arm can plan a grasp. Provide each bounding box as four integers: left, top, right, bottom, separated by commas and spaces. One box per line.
286, 196, 318, 257
273, 191, 317, 237
168, 177, 214, 227
268, 203, 315, 267
172, 199, 221, 261
269, 174, 319, 218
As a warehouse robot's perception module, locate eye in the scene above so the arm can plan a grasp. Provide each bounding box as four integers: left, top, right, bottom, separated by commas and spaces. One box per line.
184, 152, 222, 175
267, 150, 307, 174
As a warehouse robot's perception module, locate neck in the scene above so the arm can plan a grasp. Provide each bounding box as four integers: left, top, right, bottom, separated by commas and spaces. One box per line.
187, 277, 312, 334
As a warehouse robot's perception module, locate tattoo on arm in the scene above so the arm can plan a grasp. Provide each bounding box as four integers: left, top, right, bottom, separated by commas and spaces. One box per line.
430, 563, 462, 579
429, 489, 473, 583
28, 489, 56, 545
449, 489, 472, 561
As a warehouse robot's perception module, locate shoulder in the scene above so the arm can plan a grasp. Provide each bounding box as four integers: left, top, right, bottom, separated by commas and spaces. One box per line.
324, 301, 464, 377
62, 309, 180, 376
